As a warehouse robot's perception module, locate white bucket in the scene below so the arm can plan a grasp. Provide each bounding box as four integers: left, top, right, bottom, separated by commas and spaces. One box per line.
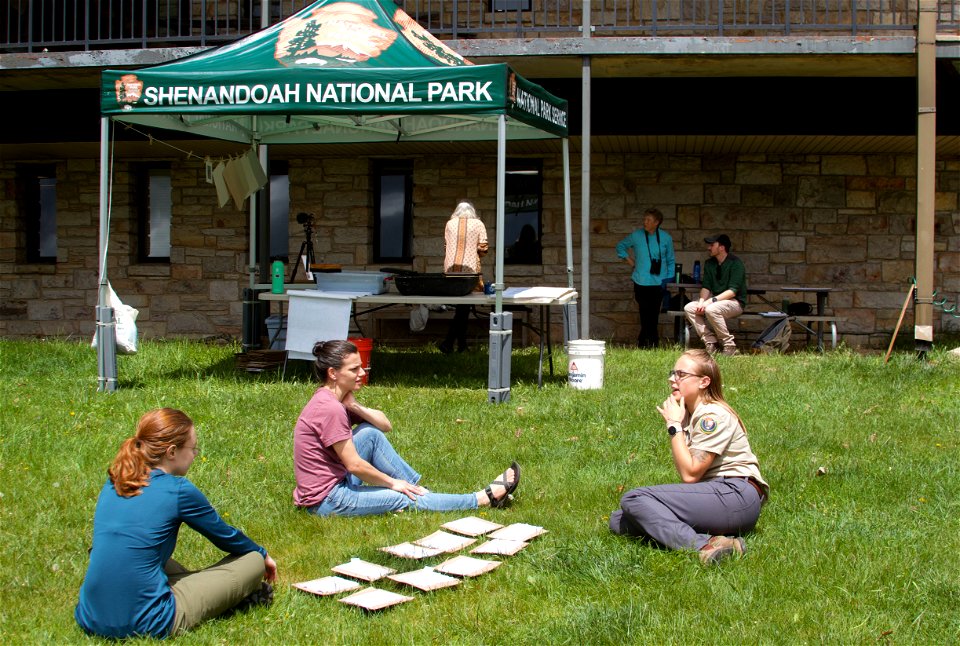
567, 339, 607, 390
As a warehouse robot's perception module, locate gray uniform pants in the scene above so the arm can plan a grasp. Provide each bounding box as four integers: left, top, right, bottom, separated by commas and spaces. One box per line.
609, 477, 762, 551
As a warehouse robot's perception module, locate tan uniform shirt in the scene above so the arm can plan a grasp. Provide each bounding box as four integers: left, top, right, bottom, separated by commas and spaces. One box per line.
686, 401, 769, 497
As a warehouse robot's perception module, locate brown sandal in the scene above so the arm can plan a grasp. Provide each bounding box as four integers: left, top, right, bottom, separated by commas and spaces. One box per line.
484, 461, 520, 509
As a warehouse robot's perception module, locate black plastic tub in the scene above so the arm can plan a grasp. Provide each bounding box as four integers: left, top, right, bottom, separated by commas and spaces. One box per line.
393, 273, 480, 297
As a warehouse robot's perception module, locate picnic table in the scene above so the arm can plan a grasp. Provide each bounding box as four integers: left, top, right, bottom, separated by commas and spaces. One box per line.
665, 283, 840, 351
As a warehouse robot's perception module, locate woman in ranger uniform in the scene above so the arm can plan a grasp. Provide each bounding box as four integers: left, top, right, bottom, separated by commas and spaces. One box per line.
609, 349, 769, 564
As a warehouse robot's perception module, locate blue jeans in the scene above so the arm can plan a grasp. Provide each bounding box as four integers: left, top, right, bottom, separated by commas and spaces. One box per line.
308, 424, 478, 517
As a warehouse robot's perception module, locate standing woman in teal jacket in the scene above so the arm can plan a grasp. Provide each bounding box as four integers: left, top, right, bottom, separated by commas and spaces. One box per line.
616, 207, 676, 348
75, 408, 277, 639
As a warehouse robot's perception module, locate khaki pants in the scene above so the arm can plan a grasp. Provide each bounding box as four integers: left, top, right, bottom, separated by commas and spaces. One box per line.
684, 299, 743, 348
166, 551, 265, 635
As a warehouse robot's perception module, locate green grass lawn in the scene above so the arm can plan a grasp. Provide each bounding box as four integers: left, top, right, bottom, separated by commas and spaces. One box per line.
1, 338, 958, 644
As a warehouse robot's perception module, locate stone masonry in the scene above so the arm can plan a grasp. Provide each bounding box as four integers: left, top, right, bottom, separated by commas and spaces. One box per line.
1, 151, 957, 349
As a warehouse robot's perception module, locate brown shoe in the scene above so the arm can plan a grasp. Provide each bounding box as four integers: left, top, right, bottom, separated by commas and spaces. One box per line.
721, 346, 739, 356
698, 535, 746, 564
704, 343, 719, 354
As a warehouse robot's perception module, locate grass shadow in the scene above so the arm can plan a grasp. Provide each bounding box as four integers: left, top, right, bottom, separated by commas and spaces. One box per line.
370, 345, 556, 389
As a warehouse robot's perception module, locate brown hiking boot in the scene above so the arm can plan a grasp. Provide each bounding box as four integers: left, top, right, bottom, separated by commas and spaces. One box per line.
698, 535, 746, 564
721, 345, 739, 356
704, 343, 719, 354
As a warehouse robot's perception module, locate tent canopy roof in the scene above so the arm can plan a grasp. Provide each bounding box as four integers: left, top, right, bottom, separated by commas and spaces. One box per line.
100, 0, 568, 144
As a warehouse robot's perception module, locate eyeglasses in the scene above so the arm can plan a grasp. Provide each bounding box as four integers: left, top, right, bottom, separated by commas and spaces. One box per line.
669, 370, 699, 381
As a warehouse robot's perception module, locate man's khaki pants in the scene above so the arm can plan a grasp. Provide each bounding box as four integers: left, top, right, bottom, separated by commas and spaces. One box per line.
684, 299, 743, 349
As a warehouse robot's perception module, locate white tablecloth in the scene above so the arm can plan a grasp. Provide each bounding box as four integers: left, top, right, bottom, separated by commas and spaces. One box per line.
286, 290, 372, 361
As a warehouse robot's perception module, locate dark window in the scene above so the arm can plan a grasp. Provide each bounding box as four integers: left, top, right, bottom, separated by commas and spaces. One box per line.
136, 165, 172, 262
18, 165, 58, 263
269, 160, 290, 260
504, 161, 542, 265
490, 0, 531, 11
373, 160, 413, 263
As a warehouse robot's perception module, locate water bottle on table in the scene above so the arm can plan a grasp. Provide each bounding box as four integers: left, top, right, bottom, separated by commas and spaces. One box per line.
693, 260, 701, 284
271, 260, 285, 294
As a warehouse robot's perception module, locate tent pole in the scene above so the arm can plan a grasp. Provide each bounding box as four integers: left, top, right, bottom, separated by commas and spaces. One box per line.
249, 120, 259, 293
488, 114, 512, 404
563, 138, 573, 290
580, 57, 592, 339
242, 123, 261, 352
561, 137, 578, 344
96, 116, 117, 392
914, 0, 936, 357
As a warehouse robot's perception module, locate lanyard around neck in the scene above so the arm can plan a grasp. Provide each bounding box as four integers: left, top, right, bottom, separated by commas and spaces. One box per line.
644, 229, 661, 259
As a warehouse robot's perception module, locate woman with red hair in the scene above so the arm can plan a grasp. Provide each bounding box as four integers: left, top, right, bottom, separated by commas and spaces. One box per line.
75, 408, 277, 638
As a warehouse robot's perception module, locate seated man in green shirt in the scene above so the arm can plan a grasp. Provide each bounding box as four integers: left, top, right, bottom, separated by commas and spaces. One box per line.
683, 234, 748, 356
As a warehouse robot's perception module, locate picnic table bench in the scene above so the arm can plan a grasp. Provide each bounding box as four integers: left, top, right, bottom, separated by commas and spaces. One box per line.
665, 284, 842, 352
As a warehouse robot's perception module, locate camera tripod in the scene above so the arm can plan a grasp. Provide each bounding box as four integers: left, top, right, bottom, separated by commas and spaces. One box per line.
289, 213, 316, 284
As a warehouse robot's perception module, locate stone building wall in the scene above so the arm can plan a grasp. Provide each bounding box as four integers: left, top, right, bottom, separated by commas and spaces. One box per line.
1, 151, 957, 348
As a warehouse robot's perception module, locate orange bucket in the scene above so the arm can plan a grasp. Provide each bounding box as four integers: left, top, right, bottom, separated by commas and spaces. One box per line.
348, 337, 373, 384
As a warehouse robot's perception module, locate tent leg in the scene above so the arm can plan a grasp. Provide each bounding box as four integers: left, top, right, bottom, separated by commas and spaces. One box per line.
487, 311, 513, 404
242, 287, 262, 352
96, 305, 118, 393
562, 303, 578, 346
97, 116, 117, 393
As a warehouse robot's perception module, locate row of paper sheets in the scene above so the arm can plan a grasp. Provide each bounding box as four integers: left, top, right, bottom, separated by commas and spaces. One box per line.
292, 518, 547, 610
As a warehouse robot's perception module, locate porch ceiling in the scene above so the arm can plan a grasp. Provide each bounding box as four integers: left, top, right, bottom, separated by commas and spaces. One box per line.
2, 134, 959, 160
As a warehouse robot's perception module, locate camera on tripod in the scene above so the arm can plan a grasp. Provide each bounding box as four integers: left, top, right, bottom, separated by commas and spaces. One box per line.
289, 212, 317, 284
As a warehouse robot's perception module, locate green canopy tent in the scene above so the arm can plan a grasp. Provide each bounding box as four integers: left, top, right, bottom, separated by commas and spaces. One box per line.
96, 0, 574, 401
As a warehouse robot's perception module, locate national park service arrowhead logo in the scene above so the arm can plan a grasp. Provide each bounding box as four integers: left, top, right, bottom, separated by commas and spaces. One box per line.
115, 74, 143, 110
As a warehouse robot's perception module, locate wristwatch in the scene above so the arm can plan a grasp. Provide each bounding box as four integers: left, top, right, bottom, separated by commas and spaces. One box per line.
711, 297, 718, 303
667, 424, 682, 437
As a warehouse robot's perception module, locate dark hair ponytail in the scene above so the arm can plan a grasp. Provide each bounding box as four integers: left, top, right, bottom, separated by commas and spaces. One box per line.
108, 408, 194, 497
312, 340, 357, 382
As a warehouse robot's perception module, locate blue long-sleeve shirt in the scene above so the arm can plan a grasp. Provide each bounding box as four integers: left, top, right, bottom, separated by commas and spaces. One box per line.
75, 469, 266, 639
615, 227, 676, 287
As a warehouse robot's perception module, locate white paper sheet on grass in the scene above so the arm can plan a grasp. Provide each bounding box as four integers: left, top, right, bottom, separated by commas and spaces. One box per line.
487, 523, 548, 542
432, 555, 501, 577
441, 516, 504, 537
292, 576, 362, 596
380, 542, 445, 560
285, 289, 370, 361
470, 538, 529, 556
339, 587, 413, 611
413, 530, 477, 553
387, 567, 461, 592
331, 557, 396, 582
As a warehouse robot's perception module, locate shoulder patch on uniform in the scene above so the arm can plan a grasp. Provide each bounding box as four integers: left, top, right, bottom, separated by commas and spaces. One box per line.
698, 416, 718, 434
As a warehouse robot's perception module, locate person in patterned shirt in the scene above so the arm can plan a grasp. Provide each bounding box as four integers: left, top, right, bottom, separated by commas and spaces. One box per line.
440, 200, 488, 353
